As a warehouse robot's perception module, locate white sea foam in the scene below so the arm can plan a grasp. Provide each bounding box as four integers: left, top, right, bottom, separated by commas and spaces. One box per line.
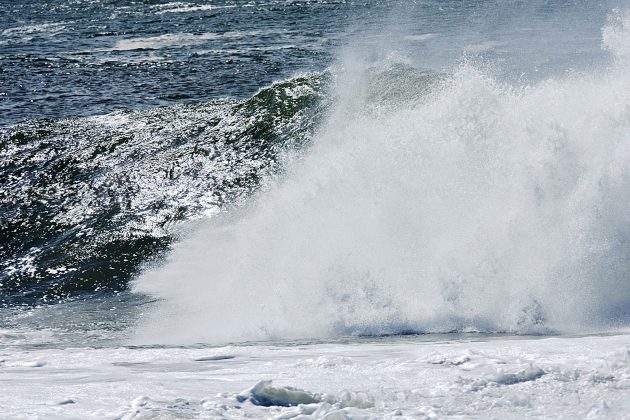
155, 3, 234, 14
3, 334, 630, 418
133, 11, 630, 344
404, 33, 436, 42
108, 31, 275, 51
1, 23, 66, 37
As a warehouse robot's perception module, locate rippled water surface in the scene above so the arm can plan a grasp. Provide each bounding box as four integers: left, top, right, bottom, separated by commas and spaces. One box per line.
1, 0, 613, 125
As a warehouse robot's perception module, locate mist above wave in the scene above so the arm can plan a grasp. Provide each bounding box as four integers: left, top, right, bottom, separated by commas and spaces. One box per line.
133, 12, 630, 344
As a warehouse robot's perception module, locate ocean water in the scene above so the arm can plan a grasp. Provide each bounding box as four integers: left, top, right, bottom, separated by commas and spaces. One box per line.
3, 1, 630, 418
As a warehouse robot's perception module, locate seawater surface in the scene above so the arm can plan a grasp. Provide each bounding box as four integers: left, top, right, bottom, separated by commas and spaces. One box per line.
4, 1, 630, 418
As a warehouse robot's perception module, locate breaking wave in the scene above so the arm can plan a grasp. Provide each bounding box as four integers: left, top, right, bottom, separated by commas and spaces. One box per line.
133, 12, 630, 344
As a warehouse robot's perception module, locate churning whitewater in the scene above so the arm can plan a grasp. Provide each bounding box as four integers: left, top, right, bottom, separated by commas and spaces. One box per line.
134, 12, 630, 344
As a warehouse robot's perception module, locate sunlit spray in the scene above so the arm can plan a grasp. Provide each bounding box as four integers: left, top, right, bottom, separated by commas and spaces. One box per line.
133, 11, 630, 344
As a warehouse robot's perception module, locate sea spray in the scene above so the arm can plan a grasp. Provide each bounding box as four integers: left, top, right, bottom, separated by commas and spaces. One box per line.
132, 13, 630, 344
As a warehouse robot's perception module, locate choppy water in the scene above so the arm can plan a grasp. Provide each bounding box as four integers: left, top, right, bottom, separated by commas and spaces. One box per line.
2, 0, 630, 347
0, 0, 347, 124
1, 0, 614, 125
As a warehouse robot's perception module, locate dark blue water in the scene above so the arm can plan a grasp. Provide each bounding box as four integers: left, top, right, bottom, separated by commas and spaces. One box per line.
1, 0, 614, 126
0, 0, 621, 309
0, 0, 358, 125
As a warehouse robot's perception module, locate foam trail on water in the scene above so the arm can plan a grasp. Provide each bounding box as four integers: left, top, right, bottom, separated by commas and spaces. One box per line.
133, 12, 630, 344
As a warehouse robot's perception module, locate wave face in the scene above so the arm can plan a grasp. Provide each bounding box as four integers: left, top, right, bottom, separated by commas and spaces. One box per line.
0, 73, 327, 306
133, 12, 630, 344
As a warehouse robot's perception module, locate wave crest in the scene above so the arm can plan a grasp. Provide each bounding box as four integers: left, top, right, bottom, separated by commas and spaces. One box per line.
133, 22, 630, 343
